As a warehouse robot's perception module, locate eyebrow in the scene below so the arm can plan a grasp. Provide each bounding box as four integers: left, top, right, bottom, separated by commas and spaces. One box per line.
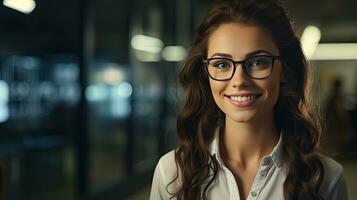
209, 49, 274, 59
210, 52, 233, 58
246, 49, 273, 57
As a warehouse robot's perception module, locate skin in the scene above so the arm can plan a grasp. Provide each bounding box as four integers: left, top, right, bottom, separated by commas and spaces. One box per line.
207, 22, 282, 199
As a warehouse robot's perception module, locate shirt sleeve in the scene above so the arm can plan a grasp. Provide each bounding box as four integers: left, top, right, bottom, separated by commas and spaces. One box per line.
150, 151, 178, 200
326, 173, 349, 200
150, 161, 167, 200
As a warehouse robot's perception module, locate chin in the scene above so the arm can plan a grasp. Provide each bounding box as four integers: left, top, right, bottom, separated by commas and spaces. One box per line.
226, 111, 257, 123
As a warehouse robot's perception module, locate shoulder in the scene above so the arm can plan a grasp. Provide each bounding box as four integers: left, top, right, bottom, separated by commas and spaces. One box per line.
155, 150, 178, 183
158, 150, 176, 167
320, 155, 343, 180
150, 150, 179, 200
319, 155, 348, 200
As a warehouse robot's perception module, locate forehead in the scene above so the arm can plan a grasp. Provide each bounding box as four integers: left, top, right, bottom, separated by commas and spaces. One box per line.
207, 23, 279, 58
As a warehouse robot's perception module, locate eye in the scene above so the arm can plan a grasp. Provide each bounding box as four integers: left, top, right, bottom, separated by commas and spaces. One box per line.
246, 57, 271, 69
211, 59, 232, 69
215, 62, 228, 69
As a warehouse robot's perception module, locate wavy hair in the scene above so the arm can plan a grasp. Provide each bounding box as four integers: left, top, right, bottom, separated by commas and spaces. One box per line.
170, 0, 324, 199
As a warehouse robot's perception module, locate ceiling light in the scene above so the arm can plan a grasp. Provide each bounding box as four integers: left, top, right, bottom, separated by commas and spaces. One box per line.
3, 0, 36, 14
311, 43, 357, 60
301, 25, 321, 59
131, 35, 164, 54
161, 46, 187, 62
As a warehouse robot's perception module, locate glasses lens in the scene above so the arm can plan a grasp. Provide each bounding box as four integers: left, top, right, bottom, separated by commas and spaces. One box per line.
206, 58, 234, 80
245, 56, 273, 78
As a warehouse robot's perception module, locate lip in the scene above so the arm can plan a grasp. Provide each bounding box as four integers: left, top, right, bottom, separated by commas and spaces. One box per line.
224, 92, 262, 108
225, 92, 261, 96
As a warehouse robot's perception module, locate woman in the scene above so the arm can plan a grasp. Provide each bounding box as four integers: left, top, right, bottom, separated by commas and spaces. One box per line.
150, 0, 348, 199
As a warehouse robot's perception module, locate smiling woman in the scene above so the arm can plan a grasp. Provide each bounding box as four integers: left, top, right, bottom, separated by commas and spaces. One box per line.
205, 23, 282, 124
150, 0, 348, 200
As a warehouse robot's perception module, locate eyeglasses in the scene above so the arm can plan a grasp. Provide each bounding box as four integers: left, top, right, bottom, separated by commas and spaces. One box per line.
202, 55, 281, 81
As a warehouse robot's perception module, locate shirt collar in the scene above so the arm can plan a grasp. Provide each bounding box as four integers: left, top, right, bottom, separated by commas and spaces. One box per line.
209, 127, 284, 168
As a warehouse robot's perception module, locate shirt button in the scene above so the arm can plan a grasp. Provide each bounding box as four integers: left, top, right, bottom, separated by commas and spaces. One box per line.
262, 158, 271, 166
260, 171, 266, 177
251, 191, 257, 197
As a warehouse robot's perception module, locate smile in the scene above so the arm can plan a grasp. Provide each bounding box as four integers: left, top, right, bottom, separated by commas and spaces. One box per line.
229, 95, 259, 102
225, 94, 262, 108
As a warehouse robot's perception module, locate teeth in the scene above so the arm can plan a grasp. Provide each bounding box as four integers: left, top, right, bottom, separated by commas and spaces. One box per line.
230, 95, 258, 102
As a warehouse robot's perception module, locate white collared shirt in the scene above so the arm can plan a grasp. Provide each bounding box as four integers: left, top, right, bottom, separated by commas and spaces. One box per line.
150, 130, 348, 200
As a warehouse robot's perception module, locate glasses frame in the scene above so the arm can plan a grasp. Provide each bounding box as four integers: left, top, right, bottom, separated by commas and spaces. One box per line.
202, 55, 281, 81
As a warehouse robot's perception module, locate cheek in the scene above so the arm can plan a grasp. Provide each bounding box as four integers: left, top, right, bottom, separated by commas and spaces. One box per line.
209, 80, 226, 103
265, 79, 280, 104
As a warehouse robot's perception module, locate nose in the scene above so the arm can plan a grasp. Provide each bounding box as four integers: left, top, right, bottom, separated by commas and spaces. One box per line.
230, 62, 250, 88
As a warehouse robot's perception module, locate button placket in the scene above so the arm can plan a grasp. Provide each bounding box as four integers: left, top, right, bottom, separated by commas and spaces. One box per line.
262, 157, 272, 166
259, 170, 266, 177
248, 158, 273, 200
251, 191, 257, 197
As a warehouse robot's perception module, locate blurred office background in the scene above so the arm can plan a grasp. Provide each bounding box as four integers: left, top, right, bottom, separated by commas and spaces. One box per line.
0, 0, 356, 200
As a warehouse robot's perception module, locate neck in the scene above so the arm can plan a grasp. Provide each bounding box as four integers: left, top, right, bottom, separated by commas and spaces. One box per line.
220, 114, 279, 167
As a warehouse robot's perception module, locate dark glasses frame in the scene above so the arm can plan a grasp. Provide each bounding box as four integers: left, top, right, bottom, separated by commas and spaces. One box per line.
202, 55, 281, 81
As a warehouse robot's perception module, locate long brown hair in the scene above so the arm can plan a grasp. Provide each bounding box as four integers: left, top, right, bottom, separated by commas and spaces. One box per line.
170, 0, 324, 199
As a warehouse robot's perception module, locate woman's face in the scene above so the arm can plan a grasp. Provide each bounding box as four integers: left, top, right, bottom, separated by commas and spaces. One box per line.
207, 22, 282, 123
